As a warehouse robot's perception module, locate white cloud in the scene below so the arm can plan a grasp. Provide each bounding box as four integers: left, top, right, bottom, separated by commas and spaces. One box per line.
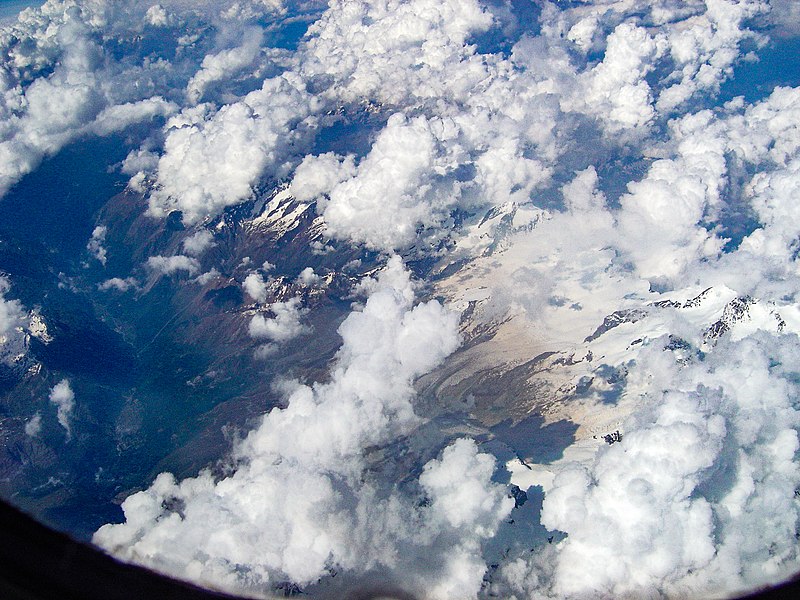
299, 0, 493, 105
89, 97, 178, 136
86, 225, 108, 266
181, 229, 215, 256
615, 110, 729, 281
145, 4, 169, 27
564, 23, 664, 134
316, 113, 464, 250
289, 152, 356, 203
449, 61, 800, 600
186, 27, 264, 105
146, 254, 200, 276
295, 267, 319, 285
242, 272, 268, 303
193, 268, 220, 285
0, 276, 24, 338
24, 412, 42, 437
0, 29, 102, 196
0, 0, 286, 204
98, 277, 139, 292
93, 257, 508, 598
248, 297, 306, 342
520, 333, 800, 599
0, 2, 183, 198
656, 0, 768, 113
49, 378, 74, 439
0, 276, 29, 368
418, 438, 515, 599
146, 75, 312, 224
2, 1, 794, 597
121, 147, 160, 178
421, 437, 513, 534
473, 137, 552, 206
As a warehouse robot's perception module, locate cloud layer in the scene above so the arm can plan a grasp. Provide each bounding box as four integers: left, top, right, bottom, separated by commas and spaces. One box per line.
1, 0, 799, 598
94, 257, 513, 598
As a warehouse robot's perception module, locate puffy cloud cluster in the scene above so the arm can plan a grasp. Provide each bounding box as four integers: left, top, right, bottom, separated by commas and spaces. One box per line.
654, 0, 768, 113
536, 0, 769, 122
299, 0, 494, 105
498, 333, 800, 600
0, 0, 773, 233
242, 271, 268, 303
295, 267, 319, 285
2, 0, 798, 598
612, 85, 800, 287
94, 258, 511, 598
146, 74, 313, 224
0, 0, 294, 203
248, 297, 307, 343
615, 110, 729, 281
185, 26, 264, 105
297, 114, 460, 249
88, 97, 178, 136
0, 1, 185, 196
563, 22, 663, 134
5, 0, 763, 258
465, 58, 800, 600
24, 412, 42, 437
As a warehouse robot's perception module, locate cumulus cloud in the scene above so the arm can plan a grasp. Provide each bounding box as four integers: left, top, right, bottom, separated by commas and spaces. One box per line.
93, 258, 516, 598
0, 27, 102, 195
181, 229, 215, 256
98, 277, 138, 292
146, 74, 312, 224
242, 272, 269, 303
0, 276, 30, 370
315, 113, 464, 250
0, 276, 24, 338
289, 151, 356, 203
3, 0, 794, 598
455, 44, 800, 600
24, 412, 42, 437
498, 333, 799, 600
656, 0, 768, 113
421, 437, 513, 535
193, 268, 220, 286
89, 97, 178, 136
146, 254, 200, 276
145, 4, 169, 27
86, 225, 108, 266
49, 378, 75, 439
248, 297, 307, 342
564, 23, 663, 134
0, 2, 187, 197
185, 27, 264, 105
615, 110, 729, 281
0, 0, 288, 203
299, 0, 493, 105
295, 267, 319, 285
